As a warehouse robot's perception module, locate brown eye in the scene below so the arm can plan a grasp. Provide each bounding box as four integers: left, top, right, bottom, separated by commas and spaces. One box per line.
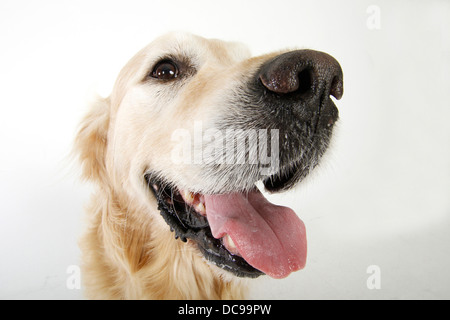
151, 60, 179, 80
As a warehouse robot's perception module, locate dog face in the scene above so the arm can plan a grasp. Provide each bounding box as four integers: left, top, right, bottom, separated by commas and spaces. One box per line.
80, 32, 343, 280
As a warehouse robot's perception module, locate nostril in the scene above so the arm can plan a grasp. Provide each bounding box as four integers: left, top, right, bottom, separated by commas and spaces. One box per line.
259, 70, 299, 94
259, 66, 314, 96
258, 50, 343, 101
330, 75, 343, 100
297, 68, 313, 96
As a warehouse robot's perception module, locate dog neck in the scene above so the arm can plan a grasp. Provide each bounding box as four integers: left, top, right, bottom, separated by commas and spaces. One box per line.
79, 187, 247, 299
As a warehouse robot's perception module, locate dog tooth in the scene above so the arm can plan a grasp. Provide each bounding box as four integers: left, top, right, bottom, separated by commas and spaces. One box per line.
182, 189, 195, 204
195, 202, 206, 216
228, 235, 236, 250
223, 234, 239, 254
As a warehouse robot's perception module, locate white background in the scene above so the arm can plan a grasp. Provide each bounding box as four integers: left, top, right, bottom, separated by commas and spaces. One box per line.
0, 0, 449, 299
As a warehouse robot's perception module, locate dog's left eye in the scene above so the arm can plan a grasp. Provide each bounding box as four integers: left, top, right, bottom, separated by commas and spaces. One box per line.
151, 60, 179, 80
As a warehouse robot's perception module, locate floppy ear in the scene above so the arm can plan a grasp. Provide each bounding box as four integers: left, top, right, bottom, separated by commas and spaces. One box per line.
74, 96, 111, 185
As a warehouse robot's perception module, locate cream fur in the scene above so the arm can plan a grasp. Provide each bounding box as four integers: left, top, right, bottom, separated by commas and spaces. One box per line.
74, 33, 266, 299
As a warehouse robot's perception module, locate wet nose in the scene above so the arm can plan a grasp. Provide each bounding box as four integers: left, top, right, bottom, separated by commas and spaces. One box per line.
258, 49, 343, 101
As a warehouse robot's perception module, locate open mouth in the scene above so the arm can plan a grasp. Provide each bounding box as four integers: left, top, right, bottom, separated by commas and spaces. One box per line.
144, 165, 307, 279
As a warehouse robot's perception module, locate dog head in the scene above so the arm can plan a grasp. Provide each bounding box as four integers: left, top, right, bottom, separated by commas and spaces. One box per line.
76, 32, 343, 280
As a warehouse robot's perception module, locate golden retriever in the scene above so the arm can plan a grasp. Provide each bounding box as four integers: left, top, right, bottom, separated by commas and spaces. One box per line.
74, 32, 343, 299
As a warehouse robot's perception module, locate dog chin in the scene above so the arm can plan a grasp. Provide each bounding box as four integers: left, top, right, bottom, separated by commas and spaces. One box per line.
205, 258, 253, 284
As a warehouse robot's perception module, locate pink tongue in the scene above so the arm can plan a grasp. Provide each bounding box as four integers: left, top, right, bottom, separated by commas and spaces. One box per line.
204, 190, 307, 279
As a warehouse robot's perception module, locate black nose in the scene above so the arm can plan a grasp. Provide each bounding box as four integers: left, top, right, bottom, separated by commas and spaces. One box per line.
258, 50, 343, 101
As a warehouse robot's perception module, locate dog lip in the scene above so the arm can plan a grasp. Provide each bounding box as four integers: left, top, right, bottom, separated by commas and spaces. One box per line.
145, 172, 307, 279
263, 160, 301, 192
144, 174, 264, 278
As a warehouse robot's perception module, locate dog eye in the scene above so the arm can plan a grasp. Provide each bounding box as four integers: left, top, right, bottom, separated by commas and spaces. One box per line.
151, 60, 179, 80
